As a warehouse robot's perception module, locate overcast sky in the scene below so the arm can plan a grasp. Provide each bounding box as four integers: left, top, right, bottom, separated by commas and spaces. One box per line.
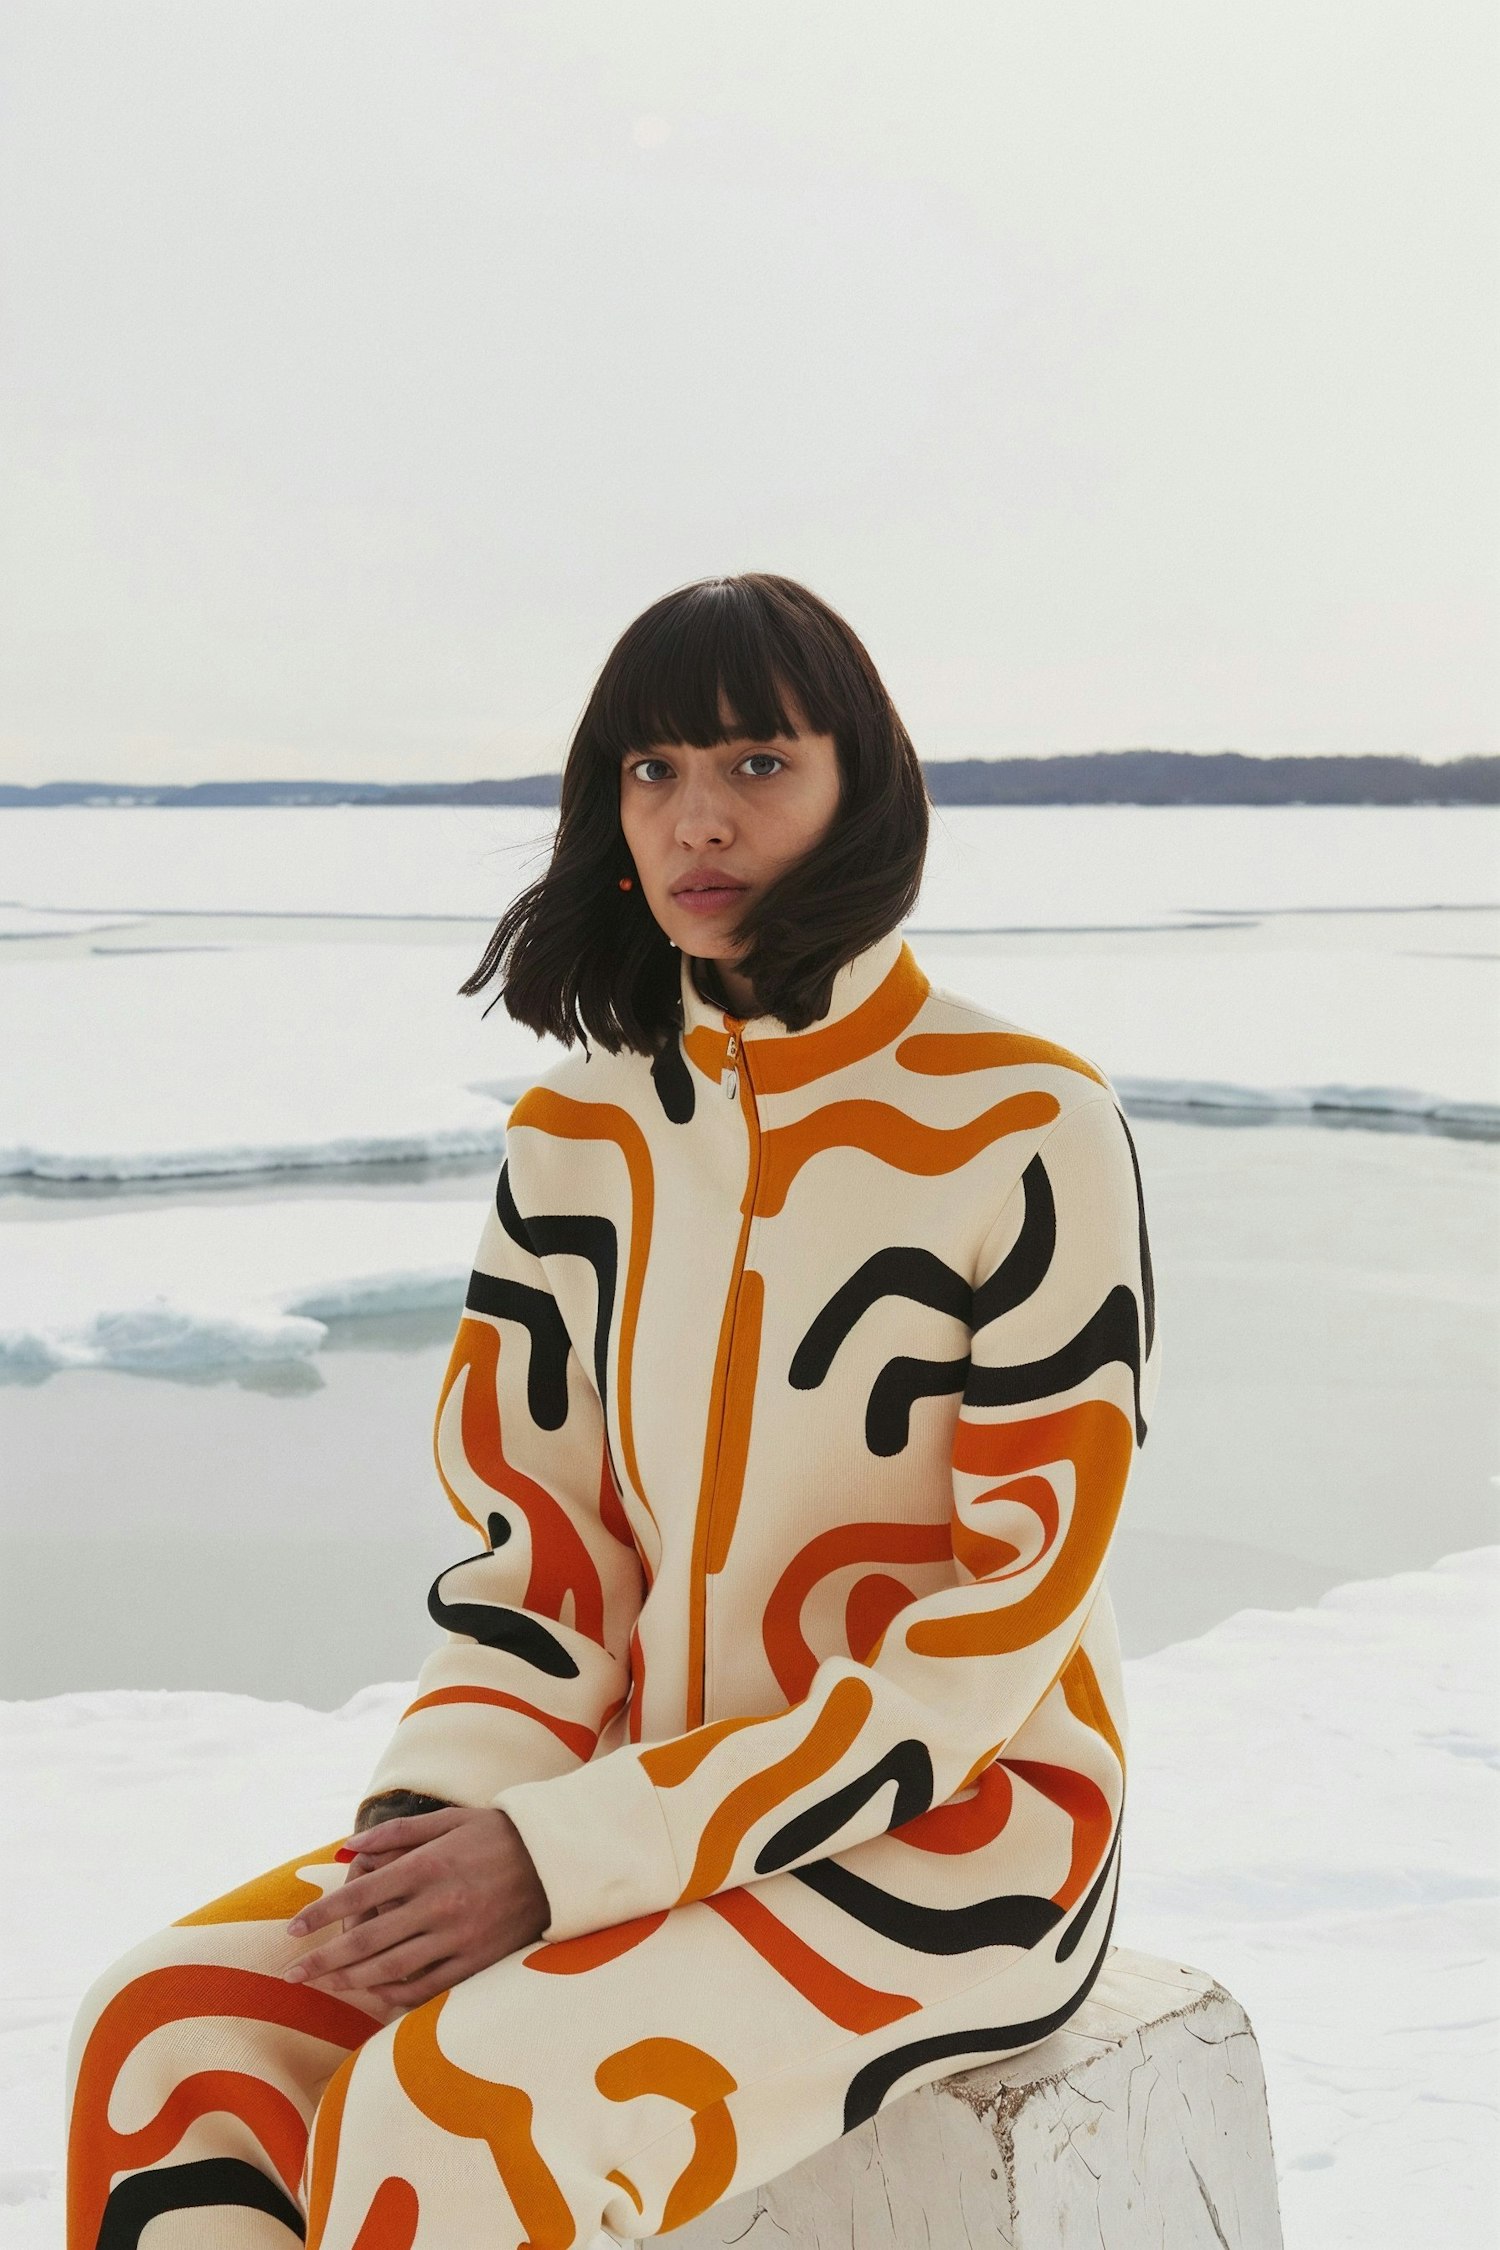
1, 1, 1494, 782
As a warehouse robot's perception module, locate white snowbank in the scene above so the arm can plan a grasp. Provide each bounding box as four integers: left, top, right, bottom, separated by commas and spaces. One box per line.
0, 942, 560, 1181
1, 1551, 1495, 2247
0, 803, 1493, 924
0, 1197, 481, 1374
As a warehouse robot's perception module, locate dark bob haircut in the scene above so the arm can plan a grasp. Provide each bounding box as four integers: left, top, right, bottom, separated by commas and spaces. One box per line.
462, 572, 930, 1054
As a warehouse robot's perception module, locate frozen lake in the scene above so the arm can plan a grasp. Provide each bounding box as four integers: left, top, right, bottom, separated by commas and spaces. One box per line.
2, 806, 1495, 1698
3, 1111, 1494, 1703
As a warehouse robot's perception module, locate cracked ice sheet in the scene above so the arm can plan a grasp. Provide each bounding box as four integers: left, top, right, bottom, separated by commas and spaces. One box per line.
0, 941, 560, 1180
2, 1554, 1497, 2245
0, 1195, 483, 1372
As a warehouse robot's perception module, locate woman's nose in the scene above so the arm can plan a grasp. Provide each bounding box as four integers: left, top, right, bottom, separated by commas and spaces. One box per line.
675, 776, 737, 846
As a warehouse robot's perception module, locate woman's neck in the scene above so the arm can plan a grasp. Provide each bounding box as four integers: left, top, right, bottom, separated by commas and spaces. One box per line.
691, 954, 760, 1018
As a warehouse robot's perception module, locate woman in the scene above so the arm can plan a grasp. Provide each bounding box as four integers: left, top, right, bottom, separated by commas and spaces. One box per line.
66, 573, 1159, 2248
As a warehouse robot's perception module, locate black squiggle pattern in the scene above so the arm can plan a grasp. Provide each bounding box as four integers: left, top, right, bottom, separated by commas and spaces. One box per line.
968, 1282, 1146, 1445
754, 1742, 935, 1872
790, 1249, 973, 1390
495, 1158, 538, 1254
463, 1271, 572, 1429
865, 1355, 970, 1456
972, 1157, 1055, 1328
840, 1862, 1120, 2130
427, 1562, 580, 1678
1055, 1809, 1123, 1965
651, 1037, 696, 1123
494, 1161, 620, 1418
98, 2157, 306, 2246
789, 1161, 1061, 1456
791, 1859, 1063, 1957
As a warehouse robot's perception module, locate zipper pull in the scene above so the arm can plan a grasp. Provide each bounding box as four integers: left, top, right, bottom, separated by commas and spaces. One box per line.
721, 1031, 739, 1100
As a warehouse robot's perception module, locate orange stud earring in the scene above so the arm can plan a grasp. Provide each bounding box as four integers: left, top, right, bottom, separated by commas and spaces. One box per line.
618, 875, 634, 891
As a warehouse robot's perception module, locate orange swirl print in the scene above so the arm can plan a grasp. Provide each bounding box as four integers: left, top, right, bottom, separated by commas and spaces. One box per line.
763, 1521, 952, 1702
175, 1842, 346, 1927
595, 2038, 738, 2233
951, 1472, 1059, 1582
705, 1889, 918, 2031
896, 1028, 1108, 1089
906, 1400, 1134, 1658
1002, 1756, 1114, 1910
757, 1091, 1059, 1218
70, 1967, 378, 2250
684, 943, 929, 1094
677, 1676, 875, 1902
396, 1684, 598, 1764
390, 1996, 574, 2250
437, 1318, 607, 1641
893, 1758, 1015, 1856
1061, 1642, 1126, 1770
523, 1912, 669, 1977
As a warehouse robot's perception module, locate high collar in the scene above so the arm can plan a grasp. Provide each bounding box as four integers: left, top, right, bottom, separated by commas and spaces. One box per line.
677, 927, 929, 1092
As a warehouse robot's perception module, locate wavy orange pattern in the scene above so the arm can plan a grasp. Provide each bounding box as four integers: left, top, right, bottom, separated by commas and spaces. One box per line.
594, 2038, 738, 2232
757, 1091, 1060, 1217
906, 1400, 1134, 1657
895, 1028, 1107, 1089
391, 1997, 575, 2249
440, 1318, 607, 1643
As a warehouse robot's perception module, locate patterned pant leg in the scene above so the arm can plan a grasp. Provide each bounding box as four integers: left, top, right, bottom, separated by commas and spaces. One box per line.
68, 1811, 1119, 2249
306, 1829, 1120, 2249
66, 1839, 388, 2249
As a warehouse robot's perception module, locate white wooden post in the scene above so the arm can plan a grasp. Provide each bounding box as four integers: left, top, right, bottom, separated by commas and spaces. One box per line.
655, 1948, 1284, 2249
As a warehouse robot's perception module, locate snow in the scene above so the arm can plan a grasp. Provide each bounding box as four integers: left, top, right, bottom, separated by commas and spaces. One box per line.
0, 1197, 479, 1374
921, 942, 1500, 1125
0, 803, 1492, 924
1, 1549, 1494, 2247
0, 942, 557, 1181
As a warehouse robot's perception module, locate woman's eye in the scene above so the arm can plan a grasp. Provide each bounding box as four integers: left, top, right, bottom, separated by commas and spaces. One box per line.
741, 753, 784, 777
628, 758, 672, 782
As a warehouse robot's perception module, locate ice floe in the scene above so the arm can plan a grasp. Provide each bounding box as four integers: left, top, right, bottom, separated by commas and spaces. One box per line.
0, 1196, 481, 1373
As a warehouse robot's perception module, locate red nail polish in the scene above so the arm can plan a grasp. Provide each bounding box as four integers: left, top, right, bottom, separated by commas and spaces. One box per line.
333, 1845, 359, 1863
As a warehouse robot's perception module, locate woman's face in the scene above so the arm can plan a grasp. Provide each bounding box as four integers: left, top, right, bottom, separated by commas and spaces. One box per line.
618, 693, 842, 971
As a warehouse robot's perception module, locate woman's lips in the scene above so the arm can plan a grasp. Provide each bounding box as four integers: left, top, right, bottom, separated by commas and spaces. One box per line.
672, 884, 748, 914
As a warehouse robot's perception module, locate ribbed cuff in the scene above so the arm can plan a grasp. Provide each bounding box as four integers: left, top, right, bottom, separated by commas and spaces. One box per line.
495, 1749, 683, 1942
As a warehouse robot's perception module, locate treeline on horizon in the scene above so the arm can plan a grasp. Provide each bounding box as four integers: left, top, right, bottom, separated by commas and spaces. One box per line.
1, 749, 1495, 808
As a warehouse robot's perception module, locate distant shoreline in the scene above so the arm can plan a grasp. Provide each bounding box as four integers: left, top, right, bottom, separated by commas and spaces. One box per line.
2, 749, 1495, 808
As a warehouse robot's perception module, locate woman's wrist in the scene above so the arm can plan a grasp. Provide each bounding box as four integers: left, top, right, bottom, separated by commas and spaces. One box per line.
353, 1788, 454, 1834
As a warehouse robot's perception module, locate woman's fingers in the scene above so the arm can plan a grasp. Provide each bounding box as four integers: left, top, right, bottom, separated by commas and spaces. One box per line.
301, 1924, 446, 1997
287, 1857, 413, 1945
287, 1896, 428, 1990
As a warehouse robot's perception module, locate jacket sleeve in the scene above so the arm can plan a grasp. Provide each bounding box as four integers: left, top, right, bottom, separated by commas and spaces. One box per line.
356, 1154, 645, 1821
496, 1089, 1160, 1940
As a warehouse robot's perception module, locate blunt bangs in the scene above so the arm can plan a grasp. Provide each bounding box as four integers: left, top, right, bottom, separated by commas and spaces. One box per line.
587, 580, 840, 762
461, 573, 930, 1055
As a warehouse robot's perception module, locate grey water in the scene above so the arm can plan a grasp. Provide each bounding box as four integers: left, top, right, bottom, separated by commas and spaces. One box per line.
2, 1114, 1496, 1707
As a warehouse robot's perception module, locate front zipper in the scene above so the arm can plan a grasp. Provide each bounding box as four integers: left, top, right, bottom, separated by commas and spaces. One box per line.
691, 1022, 761, 1725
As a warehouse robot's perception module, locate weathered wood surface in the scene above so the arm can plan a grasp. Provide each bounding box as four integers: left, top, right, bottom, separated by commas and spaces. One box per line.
654, 1947, 1284, 2248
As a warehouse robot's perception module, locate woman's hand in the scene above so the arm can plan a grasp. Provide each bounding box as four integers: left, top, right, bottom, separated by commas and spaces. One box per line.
283, 1807, 550, 2010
